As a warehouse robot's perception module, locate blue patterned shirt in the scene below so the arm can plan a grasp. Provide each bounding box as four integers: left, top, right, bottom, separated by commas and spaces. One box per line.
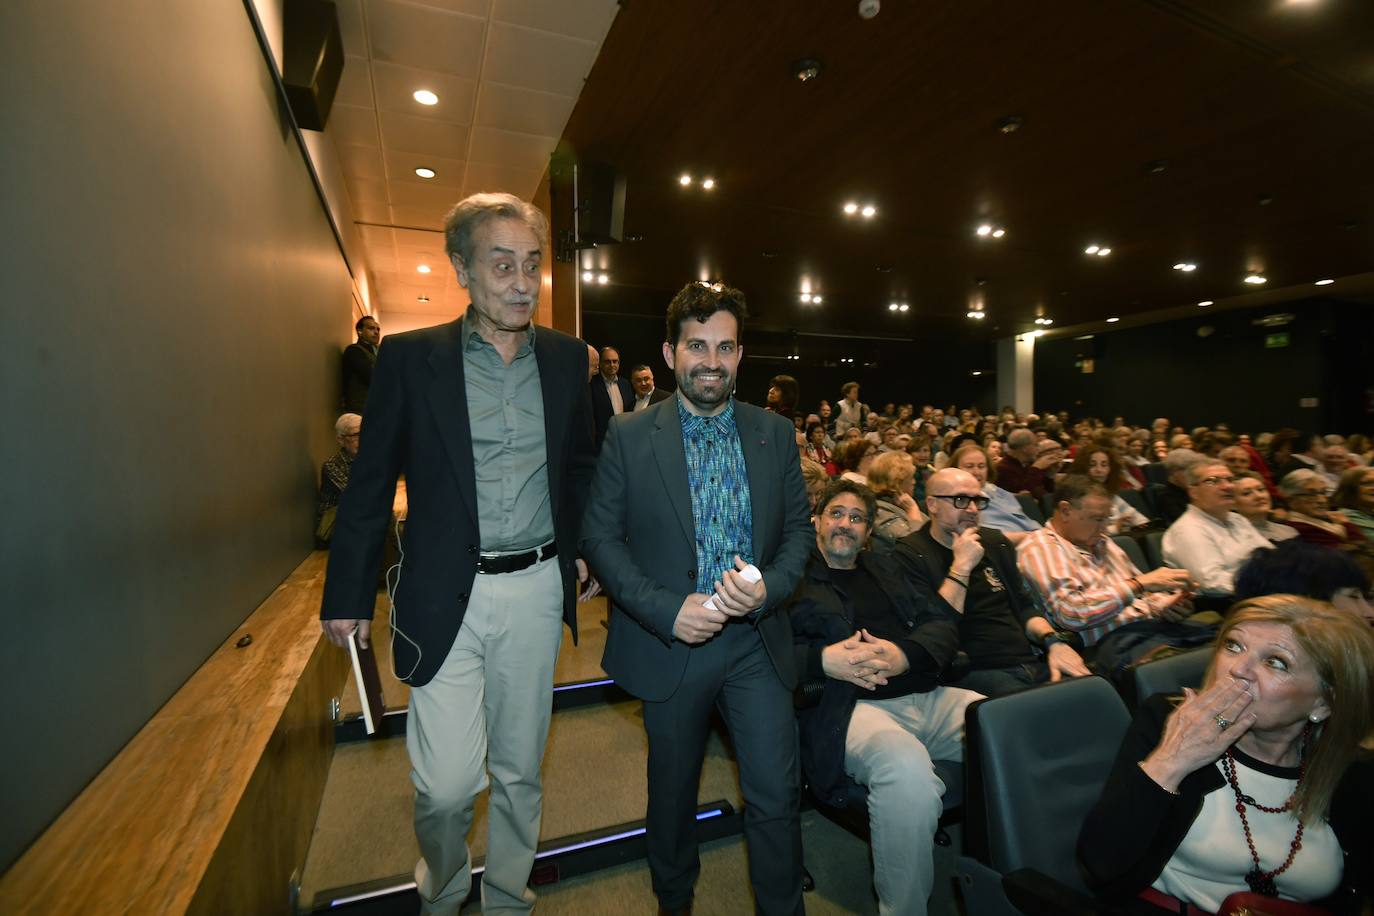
679, 398, 754, 590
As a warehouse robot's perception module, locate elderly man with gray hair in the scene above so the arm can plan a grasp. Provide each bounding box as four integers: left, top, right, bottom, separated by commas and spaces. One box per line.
1279, 468, 1366, 550
1154, 447, 1206, 525
315, 413, 362, 547
1161, 459, 1272, 597
996, 427, 1058, 498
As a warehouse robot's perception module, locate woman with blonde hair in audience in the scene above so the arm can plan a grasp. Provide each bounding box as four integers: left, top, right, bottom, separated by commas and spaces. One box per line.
1080, 595, 1374, 913
866, 450, 926, 549
1332, 467, 1374, 545
1070, 446, 1149, 535
834, 437, 878, 486
1233, 471, 1299, 543
799, 457, 829, 515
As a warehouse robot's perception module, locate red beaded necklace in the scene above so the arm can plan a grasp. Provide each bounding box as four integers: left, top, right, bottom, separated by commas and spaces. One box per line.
1220, 726, 1310, 898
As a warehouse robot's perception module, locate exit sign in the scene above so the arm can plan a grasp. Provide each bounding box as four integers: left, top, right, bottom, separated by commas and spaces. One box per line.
1265, 332, 1290, 348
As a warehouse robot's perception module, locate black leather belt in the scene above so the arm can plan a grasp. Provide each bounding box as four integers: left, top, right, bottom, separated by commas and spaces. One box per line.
476, 542, 557, 575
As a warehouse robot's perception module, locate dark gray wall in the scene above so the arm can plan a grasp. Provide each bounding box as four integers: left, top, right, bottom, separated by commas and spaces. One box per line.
0, 1, 353, 868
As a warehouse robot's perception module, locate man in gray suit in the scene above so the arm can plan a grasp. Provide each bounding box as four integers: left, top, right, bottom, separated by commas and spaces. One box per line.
581, 281, 813, 915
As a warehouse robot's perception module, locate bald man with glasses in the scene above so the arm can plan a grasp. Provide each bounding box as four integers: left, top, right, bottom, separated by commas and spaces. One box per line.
893, 469, 1089, 698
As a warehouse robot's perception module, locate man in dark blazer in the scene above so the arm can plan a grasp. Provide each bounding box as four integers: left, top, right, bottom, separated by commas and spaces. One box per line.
581, 282, 813, 916
629, 363, 672, 411
341, 314, 380, 413
321, 193, 595, 916
588, 345, 635, 448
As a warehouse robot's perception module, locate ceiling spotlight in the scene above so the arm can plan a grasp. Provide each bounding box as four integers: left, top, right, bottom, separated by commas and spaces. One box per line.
843, 202, 859, 215
1085, 245, 1100, 254
971, 370, 983, 376
678, 174, 692, 186
701, 177, 715, 190
417, 295, 430, 302
1243, 275, 1267, 285
416, 264, 431, 274
582, 270, 594, 282
1106, 317, 1119, 323
792, 58, 823, 82
1173, 262, 1197, 272
991, 228, 1006, 238
597, 273, 609, 285
800, 293, 813, 303
861, 204, 876, 218
1198, 300, 1214, 307
899, 304, 909, 312
1031, 329, 1047, 338
976, 224, 993, 237
1315, 279, 1334, 286
414, 167, 436, 179
412, 89, 439, 105
996, 115, 1023, 134
889, 303, 899, 311
1096, 247, 1111, 257
813, 295, 823, 303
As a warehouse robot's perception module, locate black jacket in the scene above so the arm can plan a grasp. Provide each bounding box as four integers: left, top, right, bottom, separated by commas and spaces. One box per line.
788, 547, 959, 806
1079, 693, 1373, 912
341, 341, 377, 414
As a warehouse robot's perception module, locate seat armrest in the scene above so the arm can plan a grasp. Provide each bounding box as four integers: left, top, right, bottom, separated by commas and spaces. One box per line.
1001, 868, 1102, 916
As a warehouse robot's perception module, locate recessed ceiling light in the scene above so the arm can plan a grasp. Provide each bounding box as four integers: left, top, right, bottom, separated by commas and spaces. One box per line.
701, 177, 715, 190
991, 228, 1005, 238
792, 58, 823, 82
899, 304, 909, 312
416, 264, 431, 274
1314, 279, 1334, 286
678, 174, 692, 186
1243, 275, 1267, 285
1085, 245, 1100, 254
417, 295, 430, 302
414, 167, 436, 179
800, 293, 813, 303
581, 271, 594, 282
813, 295, 823, 303
1173, 262, 1197, 272
843, 202, 858, 215
1197, 300, 1214, 307
1106, 317, 1120, 323
971, 370, 983, 376
977, 224, 993, 237
597, 273, 609, 285
1096, 247, 1111, 257
413, 89, 439, 106
889, 303, 898, 311
861, 204, 876, 218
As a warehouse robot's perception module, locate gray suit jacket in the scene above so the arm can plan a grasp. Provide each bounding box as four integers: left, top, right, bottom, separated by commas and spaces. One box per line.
581, 396, 813, 702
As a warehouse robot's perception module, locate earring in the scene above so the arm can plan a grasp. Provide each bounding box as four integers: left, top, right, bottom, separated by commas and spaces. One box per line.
1309, 714, 1322, 723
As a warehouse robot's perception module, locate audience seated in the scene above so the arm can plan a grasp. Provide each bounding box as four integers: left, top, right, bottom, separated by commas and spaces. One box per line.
996, 428, 1057, 498
788, 479, 977, 915
905, 435, 935, 502
1279, 469, 1367, 551
866, 451, 925, 550
1232, 471, 1298, 542
949, 443, 1041, 544
1155, 448, 1205, 524
803, 422, 837, 474
1161, 460, 1272, 597
834, 437, 877, 486
1233, 538, 1374, 625
315, 413, 361, 547
1070, 445, 1148, 535
1333, 466, 1374, 544
1018, 476, 1199, 658
1274, 431, 1326, 481
799, 457, 829, 513
895, 469, 1090, 698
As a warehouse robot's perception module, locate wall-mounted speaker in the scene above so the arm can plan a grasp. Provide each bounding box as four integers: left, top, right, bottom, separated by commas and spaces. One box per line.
283, 0, 344, 131
578, 161, 626, 245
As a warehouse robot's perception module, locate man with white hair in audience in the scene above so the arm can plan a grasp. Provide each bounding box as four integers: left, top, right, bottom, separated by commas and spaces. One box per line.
1161, 459, 1272, 597
1319, 443, 1351, 487
315, 412, 362, 547
1155, 448, 1205, 525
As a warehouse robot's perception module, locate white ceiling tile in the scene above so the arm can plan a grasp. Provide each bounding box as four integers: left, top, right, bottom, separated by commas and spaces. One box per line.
474, 82, 575, 137
481, 21, 599, 95
335, 56, 374, 107
338, 144, 388, 179
385, 149, 468, 188
466, 125, 555, 171
491, 0, 620, 44
403, 0, 491, 17
372, 61, 477, 124
368, 0, 486, 78
379, 110, 470, 158
327, 104, 383, 148
346, 176, 392, 204
462, 162, 545, 199
335, 0, 369, 57
350, 199, 393, 224
390, 204, 450, 230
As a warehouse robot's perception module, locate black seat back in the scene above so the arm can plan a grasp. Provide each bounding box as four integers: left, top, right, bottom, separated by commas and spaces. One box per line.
1110, 534, 1148, 572
1118, 488, 1150, 518
1129, 647, 1211, 709
1142, 530, 1165, 570
1016, 492, 1046, 525
963, 676, 1130, 891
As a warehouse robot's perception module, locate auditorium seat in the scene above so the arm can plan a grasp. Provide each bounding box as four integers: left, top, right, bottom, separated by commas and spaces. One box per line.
1017, 493, 1046, 525
1142, 531, 1165, 570
1118, 488, 1150, 518
1040, 491, 1059, 519
956, 676, 1139, 916
1144, 462, 1168, 486
1110, 535, 1148, 573
1126, 647, 1209, 710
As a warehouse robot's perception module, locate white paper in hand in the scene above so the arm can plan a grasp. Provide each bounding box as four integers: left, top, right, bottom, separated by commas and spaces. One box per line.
702, 563, 762, 611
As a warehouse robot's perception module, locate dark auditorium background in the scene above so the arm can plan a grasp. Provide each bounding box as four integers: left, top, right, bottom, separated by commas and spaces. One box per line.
3, 0, 1374, 884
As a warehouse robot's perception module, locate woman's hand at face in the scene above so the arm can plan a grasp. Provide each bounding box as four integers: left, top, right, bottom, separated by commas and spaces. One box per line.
1139, 678, 1257, 793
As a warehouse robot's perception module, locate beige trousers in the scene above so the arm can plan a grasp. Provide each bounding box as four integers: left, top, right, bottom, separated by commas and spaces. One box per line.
405, 555, 564, 916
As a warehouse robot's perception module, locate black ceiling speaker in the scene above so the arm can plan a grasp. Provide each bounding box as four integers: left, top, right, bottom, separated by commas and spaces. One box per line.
578, 161, 626, 246
283, 0, 344, 131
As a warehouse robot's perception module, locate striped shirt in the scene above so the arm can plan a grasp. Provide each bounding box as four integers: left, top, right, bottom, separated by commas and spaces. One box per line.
1017, 525, 1175, 645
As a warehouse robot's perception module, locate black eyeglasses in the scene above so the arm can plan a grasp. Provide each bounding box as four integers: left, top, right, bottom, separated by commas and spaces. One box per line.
930, 494, 990, 510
